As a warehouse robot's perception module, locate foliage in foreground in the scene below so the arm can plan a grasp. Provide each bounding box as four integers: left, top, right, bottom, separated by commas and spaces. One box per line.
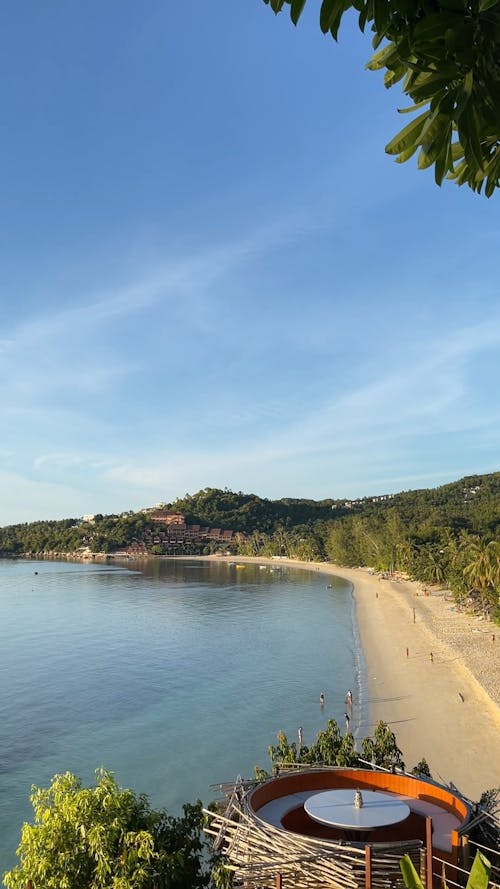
263, 0, 500, 196
3, 769, 209, 889
6, 739, 499, 889
257, 718, 406, 776
401, 849, 491, 889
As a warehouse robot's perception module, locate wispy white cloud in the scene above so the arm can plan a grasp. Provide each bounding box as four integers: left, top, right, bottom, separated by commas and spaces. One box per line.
33, 453, 99, 471
1, 223, 499, 523
3, 214, 306, 350
0, 471, 96, 525
0, 214, 310, 412
21, 311, 499, 503
287, 314, 500, 448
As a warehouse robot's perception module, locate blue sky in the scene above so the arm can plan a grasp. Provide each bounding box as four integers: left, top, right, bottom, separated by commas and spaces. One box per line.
1, 2, 499, 525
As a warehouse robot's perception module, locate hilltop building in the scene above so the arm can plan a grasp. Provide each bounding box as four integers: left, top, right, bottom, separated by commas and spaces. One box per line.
125, 508, 245, 556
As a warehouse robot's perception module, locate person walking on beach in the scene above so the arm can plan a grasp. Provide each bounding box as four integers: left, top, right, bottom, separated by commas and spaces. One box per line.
319, 692, 325, 707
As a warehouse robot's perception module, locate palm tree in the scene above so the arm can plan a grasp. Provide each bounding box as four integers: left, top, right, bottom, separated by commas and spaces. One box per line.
420, 546, 447, 586
461, 535, 500, 612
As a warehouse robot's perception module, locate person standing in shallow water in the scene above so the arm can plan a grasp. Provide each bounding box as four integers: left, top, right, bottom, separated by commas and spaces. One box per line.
345, 689, 353, 711
297, 726, 303, 748
319, 692, 325, 707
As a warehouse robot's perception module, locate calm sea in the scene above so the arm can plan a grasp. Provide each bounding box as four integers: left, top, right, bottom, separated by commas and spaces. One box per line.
0, 558, 365, 871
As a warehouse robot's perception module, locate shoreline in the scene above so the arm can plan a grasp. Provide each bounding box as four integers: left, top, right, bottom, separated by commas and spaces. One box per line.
194, 555, 500, 801
16, 551, 500, 800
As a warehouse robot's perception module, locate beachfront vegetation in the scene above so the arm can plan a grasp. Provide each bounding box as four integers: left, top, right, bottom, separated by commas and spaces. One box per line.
261, 718, 406, 773
262, 0, 500, 196
3, 769, 209, 889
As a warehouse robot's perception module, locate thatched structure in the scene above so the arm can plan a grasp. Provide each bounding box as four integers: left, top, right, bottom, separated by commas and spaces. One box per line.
205, 801, 422, 888
203, 767, 474, 889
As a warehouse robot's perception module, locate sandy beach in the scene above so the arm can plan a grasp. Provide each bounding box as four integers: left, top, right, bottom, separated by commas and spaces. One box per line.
334, 564, 500, 802
204, 555, 500, 802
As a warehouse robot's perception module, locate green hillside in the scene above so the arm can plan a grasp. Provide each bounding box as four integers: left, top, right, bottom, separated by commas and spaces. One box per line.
1, 473, 498, 620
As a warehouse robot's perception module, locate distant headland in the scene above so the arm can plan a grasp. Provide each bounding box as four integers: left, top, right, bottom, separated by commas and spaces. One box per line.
0, 471, 498, 624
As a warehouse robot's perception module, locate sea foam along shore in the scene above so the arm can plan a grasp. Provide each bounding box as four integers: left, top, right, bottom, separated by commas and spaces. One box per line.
203, 555, 500, 802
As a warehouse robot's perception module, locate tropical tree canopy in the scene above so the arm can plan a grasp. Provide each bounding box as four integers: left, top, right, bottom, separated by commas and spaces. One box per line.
262, 0, 500, 196
3, 770, 209, 889
263, 718, 406, 772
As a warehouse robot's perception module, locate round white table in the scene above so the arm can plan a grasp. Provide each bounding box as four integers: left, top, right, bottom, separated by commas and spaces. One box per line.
304, 789, 410, 836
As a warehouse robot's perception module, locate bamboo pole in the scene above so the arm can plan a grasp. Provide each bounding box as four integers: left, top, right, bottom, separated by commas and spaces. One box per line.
461, 835, 471, 871
204, 804, 424, 889
426, 817, 433, 889
365, 845, 372, 889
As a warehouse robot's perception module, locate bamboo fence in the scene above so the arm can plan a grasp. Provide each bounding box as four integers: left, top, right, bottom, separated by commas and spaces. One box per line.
204, 799, 422, 888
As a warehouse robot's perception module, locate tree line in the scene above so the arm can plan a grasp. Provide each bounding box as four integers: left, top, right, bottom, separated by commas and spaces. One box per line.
4, 720, 498, 888
1, 473, 498, 619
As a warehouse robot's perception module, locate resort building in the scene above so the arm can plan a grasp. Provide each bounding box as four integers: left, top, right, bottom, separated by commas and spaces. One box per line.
124, 509, 245, 555
148, 510, 186, 525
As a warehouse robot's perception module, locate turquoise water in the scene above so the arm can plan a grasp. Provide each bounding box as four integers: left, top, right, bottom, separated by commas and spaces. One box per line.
0, 558, 364, 871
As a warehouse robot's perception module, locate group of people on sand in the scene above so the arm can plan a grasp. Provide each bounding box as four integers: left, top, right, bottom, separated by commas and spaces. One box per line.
298, 688, 354, 747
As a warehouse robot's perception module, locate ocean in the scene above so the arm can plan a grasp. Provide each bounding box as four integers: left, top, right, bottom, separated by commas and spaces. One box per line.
0, 557, 365, 871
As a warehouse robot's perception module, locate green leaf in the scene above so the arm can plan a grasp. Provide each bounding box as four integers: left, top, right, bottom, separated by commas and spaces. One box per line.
385, 110, 429, 155
485, 180, 495, 196
395, 143, 420, 163
479, 0, 500, 10
400, 854, 425, 889
366, 42, 400, 71
466, 852, 491, 889
453, 71, 473, 122
395, 37, 412, 61
444, 21, 473, 53
484, 144, 500, 175
409, 73, 455, 103
412, 12, 462, 44
262, 0, 289, 11
462, 104, 485, 171
397, 99, 428, 114
358, 5, 369, 30
290, 0, 307, 25
329, 6, 346, 40
418, 136, 446, 170
373, 0, 389, 34
384, 65, 406, 88
434, 133, 453, 184
319, 0, 338, 32
451, 140, 465, 161
420, 111, 449, 146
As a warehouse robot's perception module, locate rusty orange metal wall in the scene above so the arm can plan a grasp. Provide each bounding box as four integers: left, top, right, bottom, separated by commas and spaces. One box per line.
250, 769, 469, 822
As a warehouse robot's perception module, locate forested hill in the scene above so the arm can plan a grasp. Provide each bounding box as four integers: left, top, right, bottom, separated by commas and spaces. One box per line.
0, 474, 499, 618
162, 488, 341, 531
0, 473, 498, 551
163, 473, 500, 537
